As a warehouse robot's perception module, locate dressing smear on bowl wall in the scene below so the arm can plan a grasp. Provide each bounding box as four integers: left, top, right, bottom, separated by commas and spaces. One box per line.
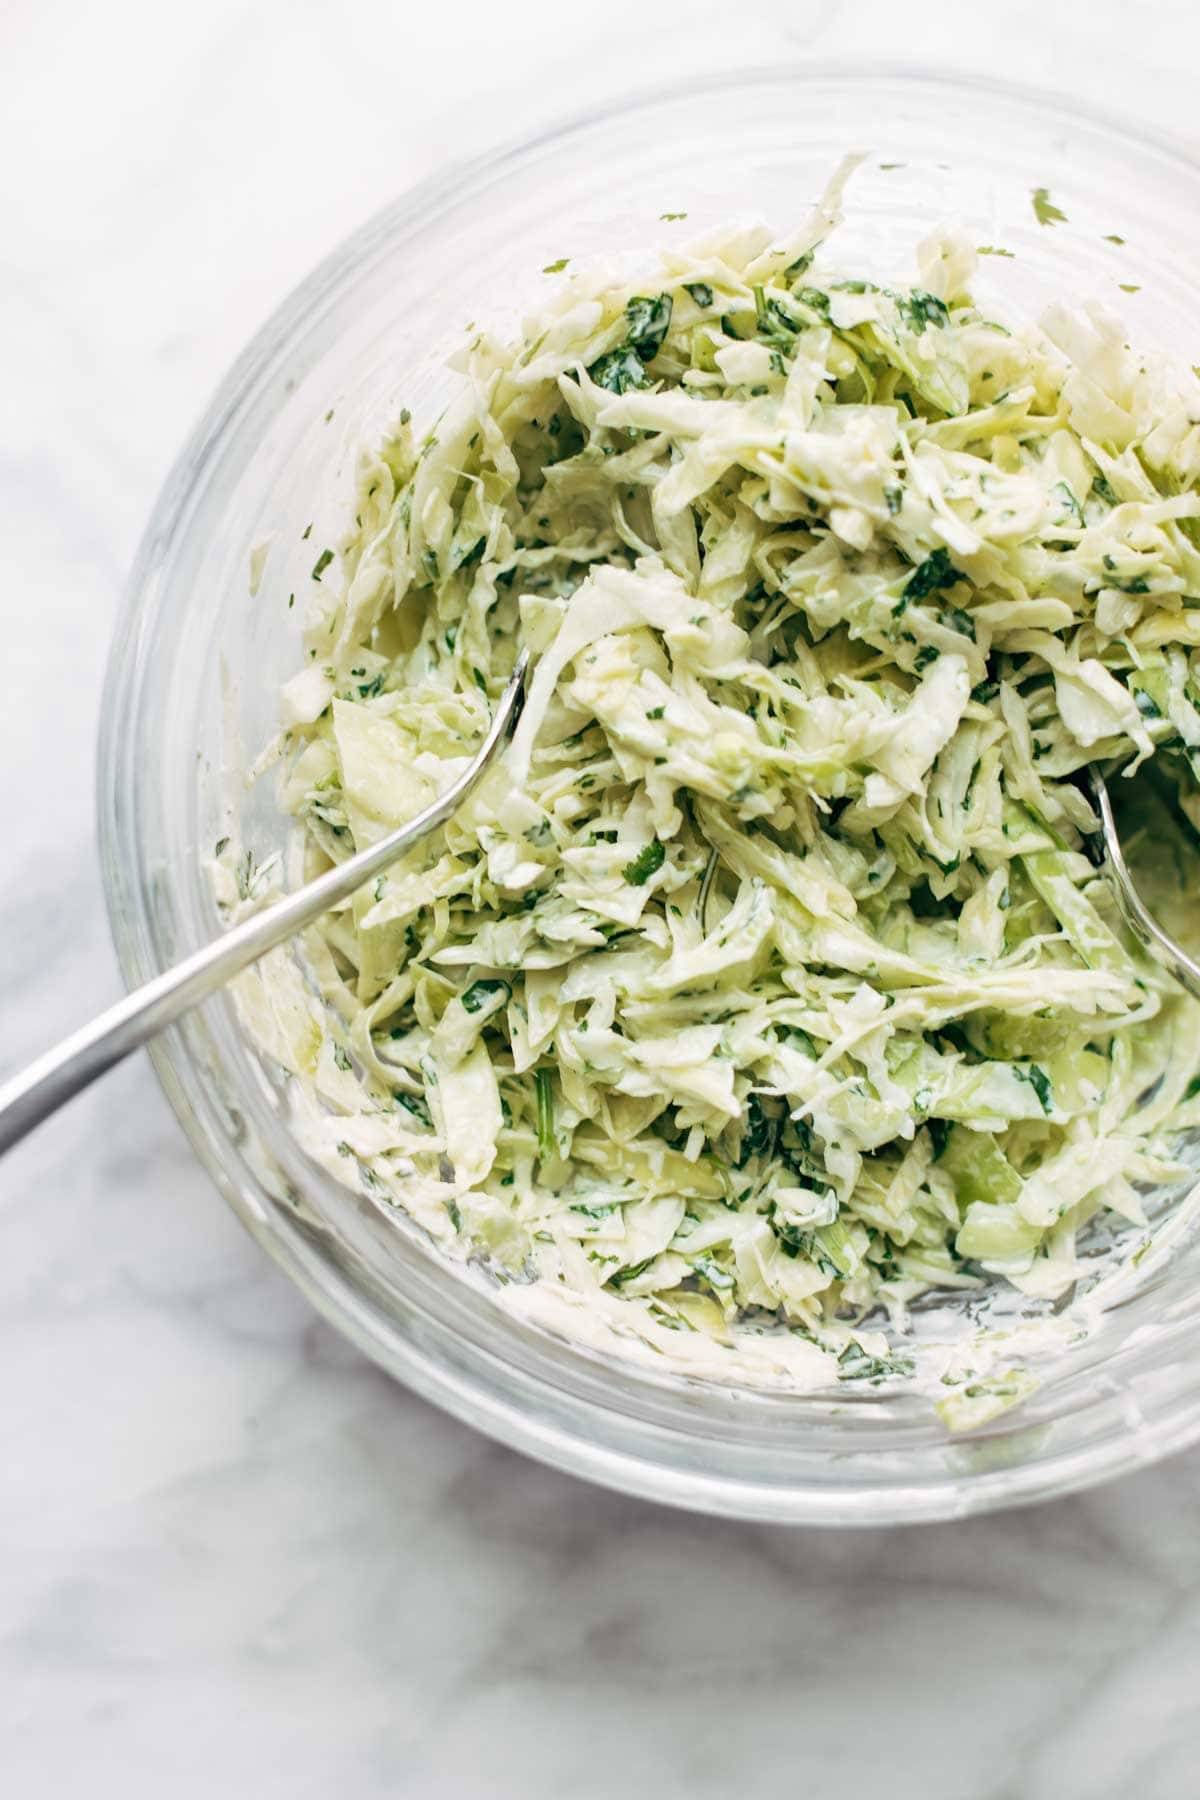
213, 163, 1200, 1430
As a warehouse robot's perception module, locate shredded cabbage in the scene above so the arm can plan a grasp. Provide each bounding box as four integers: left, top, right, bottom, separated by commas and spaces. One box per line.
241, 188, 1200, 1421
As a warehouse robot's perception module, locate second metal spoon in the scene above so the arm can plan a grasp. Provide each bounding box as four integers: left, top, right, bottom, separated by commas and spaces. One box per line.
1090, 766, 1200, 1002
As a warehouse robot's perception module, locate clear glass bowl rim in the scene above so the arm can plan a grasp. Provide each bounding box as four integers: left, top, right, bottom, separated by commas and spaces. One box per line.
96, 59, 1200, 1525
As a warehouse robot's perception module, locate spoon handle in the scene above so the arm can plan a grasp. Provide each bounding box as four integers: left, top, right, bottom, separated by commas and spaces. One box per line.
0, 654, 526, 1154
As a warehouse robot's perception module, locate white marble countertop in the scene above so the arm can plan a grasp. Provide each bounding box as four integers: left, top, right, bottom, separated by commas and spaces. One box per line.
4, 3, 1200, 1793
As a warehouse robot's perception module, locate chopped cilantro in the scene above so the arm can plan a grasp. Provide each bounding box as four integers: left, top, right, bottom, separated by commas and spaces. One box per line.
625, 292, 673, 361
1025, 1064, 1054, 1114
235, 849, 261, 901
693, 1255, 735, 1292
793, 285, 832, 322
611, 1256, 656, 1287
588, 344, 649, 394
397, 1092, 432, 1129
901, 547, 959, 603
622, 841, 666, 885
838, 1342, 915, 1381
1053, 480, 1084, 526
1032, 187, 1068, 227
461, 977, 510, 1014
897, 289, 950, 334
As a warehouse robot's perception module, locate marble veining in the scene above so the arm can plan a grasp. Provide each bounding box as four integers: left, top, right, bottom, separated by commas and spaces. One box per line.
3, 2, 1200, 1793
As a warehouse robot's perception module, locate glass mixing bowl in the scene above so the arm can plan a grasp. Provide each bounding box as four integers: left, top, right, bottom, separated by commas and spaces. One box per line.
98, 64, 1200, 1524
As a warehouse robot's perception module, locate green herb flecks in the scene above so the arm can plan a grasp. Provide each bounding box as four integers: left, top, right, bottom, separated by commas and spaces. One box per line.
588, 345, 650, 394
838, 1342, 915, 1381
1024, 1064, 1054, 1115
1053, 480, 1084, 526
235, 849, 264, 901
1032, 187, 1068, 227
900, 547, 960, 605
535, 1067, 555, 1161
397, 1091, 433, 1129
897, 289, 950, 335
623, 841, 666, 885
461, 977, 510, 1014
625, 292, 673, 361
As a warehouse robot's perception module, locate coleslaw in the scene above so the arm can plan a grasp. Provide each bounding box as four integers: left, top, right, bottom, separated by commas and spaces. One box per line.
225, 181, 1200, 1424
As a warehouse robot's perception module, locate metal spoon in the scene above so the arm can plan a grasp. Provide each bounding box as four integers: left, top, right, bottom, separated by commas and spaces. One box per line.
0, 652, 528, 1155
1090, 767, 1200, 1002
